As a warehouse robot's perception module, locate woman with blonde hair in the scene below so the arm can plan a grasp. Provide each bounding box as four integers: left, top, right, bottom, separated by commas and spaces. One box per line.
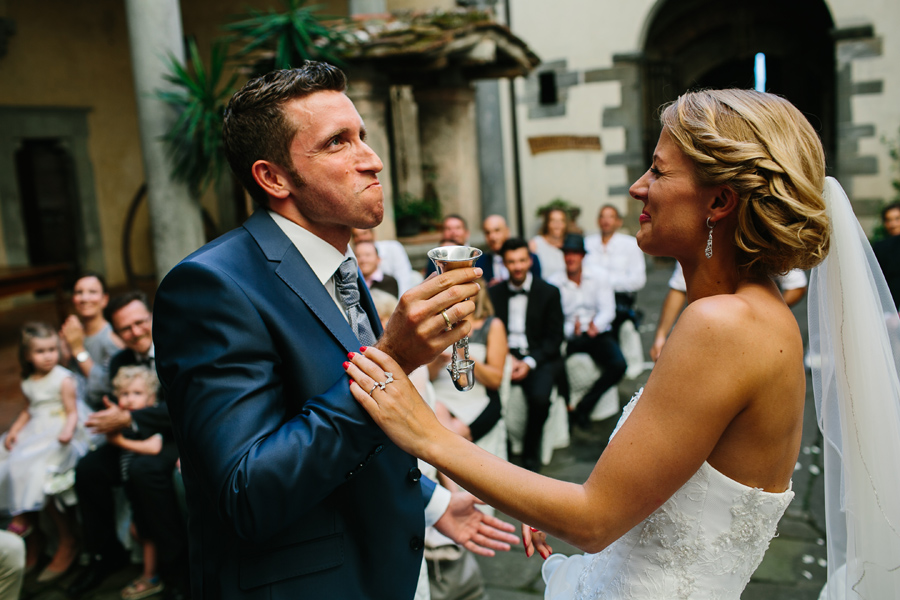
346, 89, 900, 599
529, 207, 569, 283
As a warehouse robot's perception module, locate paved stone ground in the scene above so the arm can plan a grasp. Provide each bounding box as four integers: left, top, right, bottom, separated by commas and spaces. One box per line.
3, 258, 829, 599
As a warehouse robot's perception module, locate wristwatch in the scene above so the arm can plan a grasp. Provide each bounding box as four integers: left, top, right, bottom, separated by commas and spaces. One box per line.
75, 351, 90, 363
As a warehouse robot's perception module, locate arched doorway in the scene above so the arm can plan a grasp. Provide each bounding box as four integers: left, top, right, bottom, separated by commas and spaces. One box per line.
640, 0, 835, 170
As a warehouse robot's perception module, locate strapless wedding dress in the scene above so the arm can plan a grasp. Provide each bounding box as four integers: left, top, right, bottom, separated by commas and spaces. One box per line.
543, 390, 794, 599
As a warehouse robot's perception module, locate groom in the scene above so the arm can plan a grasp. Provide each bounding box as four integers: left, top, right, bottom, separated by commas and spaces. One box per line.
154, 62, 516, 599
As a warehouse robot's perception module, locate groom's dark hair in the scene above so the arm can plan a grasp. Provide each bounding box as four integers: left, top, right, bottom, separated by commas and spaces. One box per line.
222, 61, 347, 208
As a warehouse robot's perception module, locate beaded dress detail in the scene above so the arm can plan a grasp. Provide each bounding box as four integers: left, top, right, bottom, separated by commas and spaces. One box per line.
543, 389, 794, 600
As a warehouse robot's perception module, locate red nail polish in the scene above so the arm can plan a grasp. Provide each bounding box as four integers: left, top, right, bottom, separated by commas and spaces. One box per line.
347, 352, 355, 359
342, 361, 349, 369
349, 379, 354, 386
359, 346, 368, 353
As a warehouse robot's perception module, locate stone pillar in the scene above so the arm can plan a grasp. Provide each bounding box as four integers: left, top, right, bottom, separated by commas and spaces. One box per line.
389, 85, 424, 201
124, 0, 204, 281
475, 80, 508, 221
416, 85, 481, 232
346, 73, 397, 239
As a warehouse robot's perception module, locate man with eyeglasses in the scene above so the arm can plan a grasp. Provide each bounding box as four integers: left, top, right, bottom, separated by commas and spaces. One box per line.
68, 291, 188, 599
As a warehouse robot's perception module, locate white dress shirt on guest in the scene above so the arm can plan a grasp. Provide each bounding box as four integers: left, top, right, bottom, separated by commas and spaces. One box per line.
506, 273, 537, 370
492, 253, 509, 282
375, 240, 415, 295
584, 231, 646, 293
549, 267, 616, 339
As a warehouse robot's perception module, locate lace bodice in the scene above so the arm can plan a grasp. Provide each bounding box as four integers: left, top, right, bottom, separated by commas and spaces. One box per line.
543, 390, 794, 600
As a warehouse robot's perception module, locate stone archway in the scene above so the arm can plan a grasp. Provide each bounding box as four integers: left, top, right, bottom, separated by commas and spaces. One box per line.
640, 0, 835, 169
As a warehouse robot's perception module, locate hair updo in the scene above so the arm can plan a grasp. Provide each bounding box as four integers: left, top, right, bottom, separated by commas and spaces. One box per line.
660, 89, 830, 276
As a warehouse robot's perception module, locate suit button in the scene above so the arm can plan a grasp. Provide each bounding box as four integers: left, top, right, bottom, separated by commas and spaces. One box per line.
407, 467, 421, 483
374, 444, 385, 453
409, 536, 423, 551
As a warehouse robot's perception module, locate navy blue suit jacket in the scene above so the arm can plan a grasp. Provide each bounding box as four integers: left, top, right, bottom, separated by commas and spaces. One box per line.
154, 211, 433, 599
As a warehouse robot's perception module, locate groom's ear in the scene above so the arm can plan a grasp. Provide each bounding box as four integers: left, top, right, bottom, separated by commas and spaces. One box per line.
251, 160, 292, 201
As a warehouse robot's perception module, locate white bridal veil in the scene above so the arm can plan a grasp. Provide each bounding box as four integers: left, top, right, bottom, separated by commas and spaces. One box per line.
809, 177, 900, 599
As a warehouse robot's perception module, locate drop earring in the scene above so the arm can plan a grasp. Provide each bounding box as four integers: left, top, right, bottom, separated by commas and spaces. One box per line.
705, 218, 715, 259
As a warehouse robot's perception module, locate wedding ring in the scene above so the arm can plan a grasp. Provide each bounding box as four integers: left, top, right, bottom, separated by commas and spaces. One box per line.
441, 309, 453, 331
368, 383, 378, 395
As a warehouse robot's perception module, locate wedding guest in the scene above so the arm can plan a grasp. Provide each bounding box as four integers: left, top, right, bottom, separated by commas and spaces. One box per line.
529, 208, 569, 283
0, 530, 24, 599
478, 215, 541, 285
59, 272, 123, 411
425, 215, 471, 277
352, 227, 415, 294
68, 292, 187, 599
356, 240, 399, 298
584, 205, 647, 336
873, 201, 900, 310
488, 238, 564, 472
549, 234, 626, 431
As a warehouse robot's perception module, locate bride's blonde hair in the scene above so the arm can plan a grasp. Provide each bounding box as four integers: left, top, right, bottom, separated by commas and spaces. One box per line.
660, 89, 830, 276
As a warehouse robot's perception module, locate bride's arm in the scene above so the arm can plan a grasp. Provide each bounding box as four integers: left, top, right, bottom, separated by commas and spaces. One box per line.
347, 296, 761, 554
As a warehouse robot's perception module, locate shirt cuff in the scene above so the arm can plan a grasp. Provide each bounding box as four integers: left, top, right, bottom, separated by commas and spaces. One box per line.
424, 483, 452, 528
522, 356, 537, 370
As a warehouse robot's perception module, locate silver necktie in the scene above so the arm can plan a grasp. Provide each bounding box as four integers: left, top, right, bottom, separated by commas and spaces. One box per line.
335, 257, 378, 347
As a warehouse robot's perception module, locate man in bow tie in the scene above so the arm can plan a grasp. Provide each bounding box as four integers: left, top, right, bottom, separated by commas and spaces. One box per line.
70, 291, 187, 598
488, 238, 564, 471
152, 62, 517, 600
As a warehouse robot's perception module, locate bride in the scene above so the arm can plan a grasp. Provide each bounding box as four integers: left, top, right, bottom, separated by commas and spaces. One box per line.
349, 89, 900, 599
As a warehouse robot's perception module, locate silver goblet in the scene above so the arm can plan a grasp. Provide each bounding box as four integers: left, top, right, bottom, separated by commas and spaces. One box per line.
427, 246, 483, 392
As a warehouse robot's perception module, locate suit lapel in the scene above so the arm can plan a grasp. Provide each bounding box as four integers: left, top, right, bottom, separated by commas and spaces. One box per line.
243, 211, 362, 354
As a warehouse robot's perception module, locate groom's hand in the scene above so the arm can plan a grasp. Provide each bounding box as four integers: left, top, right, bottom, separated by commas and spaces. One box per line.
433, 490, 519, 557
377, 268, 482, 374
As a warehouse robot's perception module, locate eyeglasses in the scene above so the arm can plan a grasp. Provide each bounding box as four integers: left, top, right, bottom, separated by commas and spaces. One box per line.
116, 316, 151, 335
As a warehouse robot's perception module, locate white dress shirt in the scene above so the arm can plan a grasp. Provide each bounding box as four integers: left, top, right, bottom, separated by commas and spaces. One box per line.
492, 253, 509, 282
506, 273, 537, 369
584, 232, 646, 293
375, 240, 414, 294
268, 211, 451, 524
549, 267, 616, 338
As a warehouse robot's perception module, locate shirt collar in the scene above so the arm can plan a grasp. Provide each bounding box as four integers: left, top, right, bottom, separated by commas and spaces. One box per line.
268, 210, 350, 284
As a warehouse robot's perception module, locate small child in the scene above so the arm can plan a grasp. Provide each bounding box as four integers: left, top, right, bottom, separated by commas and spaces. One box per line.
106, 366, 165, 600
0, 322, 88, 581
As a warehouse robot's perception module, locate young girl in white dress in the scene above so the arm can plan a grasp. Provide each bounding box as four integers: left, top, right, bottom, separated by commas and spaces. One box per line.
0, 322, 89, 582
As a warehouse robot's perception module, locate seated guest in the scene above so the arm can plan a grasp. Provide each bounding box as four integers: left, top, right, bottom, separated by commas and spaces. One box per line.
584, 205, 647, 336
489, 238, 564, 472
873, 201, 900, 310
529, 207, 569, 283
550, 234, 627, 431
0, 530, 24, 599
425, 215, 471, 277
430, 280, 508, 455
68, 291, 188, 599
59, 272, 124, 411
355, 240, 399, 298
478, 215, 541, 286
105, 366, 169, 600
351, 227, 415, 294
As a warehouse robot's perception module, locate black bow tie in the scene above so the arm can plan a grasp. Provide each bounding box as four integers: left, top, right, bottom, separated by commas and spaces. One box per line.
509, 288, 528, 296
